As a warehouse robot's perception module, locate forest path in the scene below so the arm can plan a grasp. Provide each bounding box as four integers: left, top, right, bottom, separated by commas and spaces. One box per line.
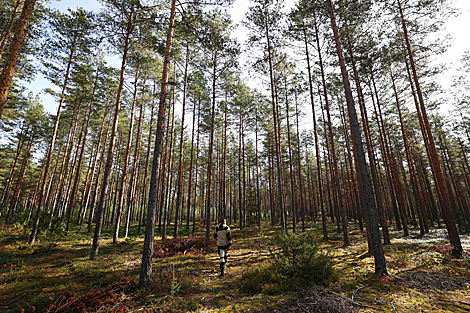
201, 248, 271, 279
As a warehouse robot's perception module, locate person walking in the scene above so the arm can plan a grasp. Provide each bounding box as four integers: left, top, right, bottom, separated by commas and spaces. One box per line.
214, 218, 232, 277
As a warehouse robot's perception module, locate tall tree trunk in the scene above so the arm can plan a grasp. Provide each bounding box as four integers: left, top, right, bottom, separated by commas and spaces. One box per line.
77, 143, 94, 224
370, 74, 403, 231
63, 107, 88, 231
113, 65, 139, 243
327, 0, 387, 275
139, 0, 177, 287
305, 18, 327, 240
242, 124, 246, 228
1, 123, 26, 209
238, 110, 243, 229
66, 73, 97, 234
339, 101, 363, 232
80, 108, 109, 226
255, 106, 261, 228
441, 136, 470, 224
205, 50, 217, 240
268, 142, 275, 226
284, 77, 297, 233
345, 33, 389, 245
317, 20, 350, 245
29, 34, 77, 244
44, 149, 62, 213
162, 82, 176, 239
265, 19, 286, 233
274, 82, 287, 230
174, 44, 189, 237
27, 166, 43, 223
90, 5, 134, 259
157, 103, 172, 231
124, 77, 146, 238
192, 102, 201, 234
7, 127, 35, 223
222, 93, 228, 221
295, 92, 306, 231
186, 95, 198, 230
0, 0, 36, 118
138, 82, 157, 235
397, 0, 462, 254
0, 0, 22, 60
50, 105, 81, 223
61, 103, 87, 219
391, 70, 428, 234
87, 118, 112, 231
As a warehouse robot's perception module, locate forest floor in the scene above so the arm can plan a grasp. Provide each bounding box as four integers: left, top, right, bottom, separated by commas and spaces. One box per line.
1, 220, 470, 313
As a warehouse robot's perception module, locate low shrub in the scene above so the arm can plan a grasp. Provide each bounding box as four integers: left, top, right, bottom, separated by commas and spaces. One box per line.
241, 233, 336, 294
271, 233, 336, 287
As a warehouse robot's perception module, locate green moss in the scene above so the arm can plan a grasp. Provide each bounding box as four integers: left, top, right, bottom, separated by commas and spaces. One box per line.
1, 221, 469, 312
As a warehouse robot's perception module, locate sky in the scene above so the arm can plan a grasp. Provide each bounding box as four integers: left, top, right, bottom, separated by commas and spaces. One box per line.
435, 0, 470, 87
25, 0, 470, 116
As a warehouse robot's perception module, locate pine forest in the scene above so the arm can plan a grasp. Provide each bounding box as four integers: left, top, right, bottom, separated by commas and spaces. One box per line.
1, 0, 470, 311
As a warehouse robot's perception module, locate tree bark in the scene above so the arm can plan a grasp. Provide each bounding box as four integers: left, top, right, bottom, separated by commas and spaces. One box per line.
327, 0, 387, 275
370, 74, 403, 231
205, 50, 217, 240
138, 82, 157, 235
124, 77, 146, 238
162, 81, 176, 239
317, 20, 350, 245
0, 0, 36, 119
7, 126, 35, 223
0, 0, 22, 60
305, 17, 327, 240
90, 5, 134, 259
113, 64, 139, 243
397, 0, 462, 254
139, 0, 177, 287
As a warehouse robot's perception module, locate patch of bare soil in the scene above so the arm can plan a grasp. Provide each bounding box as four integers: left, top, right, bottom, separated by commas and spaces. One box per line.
393, 268, 470, 292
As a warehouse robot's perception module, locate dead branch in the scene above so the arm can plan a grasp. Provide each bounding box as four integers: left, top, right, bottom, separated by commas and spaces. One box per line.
326, 290, 385, 311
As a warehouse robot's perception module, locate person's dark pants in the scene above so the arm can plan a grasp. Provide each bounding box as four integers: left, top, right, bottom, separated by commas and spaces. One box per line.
217, 245, 230, 275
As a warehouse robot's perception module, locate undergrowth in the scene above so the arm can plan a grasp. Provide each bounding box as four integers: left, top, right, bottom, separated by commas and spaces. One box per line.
240, 232, 337, 295
1, 222, 470, 312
